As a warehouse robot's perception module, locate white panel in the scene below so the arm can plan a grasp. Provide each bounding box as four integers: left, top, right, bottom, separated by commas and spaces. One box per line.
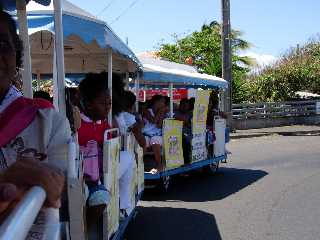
214, 118, 226, 157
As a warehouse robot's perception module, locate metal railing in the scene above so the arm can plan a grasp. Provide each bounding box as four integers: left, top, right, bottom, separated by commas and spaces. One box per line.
0, 138, 78, 240
0, 186, 60, 240
232, 100, 319, 120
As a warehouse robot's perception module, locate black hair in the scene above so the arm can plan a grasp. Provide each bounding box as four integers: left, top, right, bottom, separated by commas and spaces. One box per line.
189, 97, 195, 110
111, 73, 125, 116
124, 90, 136, 110
180, 98, 189, 105
66, 87, 80, 107
79, 72, 108, 105
112, 73, 125, 95
33, 90, 52, 102
0, 9, 23, 68
149, 95, 164, 107
164, 96, 170, 106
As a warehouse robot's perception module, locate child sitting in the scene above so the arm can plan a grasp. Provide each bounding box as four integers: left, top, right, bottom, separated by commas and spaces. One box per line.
78, 73, 111, 217
142, 95, 167, 172
122, 90, 146, 150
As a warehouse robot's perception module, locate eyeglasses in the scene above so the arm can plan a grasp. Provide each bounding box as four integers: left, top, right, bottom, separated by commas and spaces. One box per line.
0, 40, 15, 55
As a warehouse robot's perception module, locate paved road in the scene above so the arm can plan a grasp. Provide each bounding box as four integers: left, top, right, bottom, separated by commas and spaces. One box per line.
125, 127, 320, 240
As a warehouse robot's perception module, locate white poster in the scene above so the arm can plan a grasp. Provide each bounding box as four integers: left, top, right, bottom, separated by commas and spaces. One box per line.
191, 132, 207, 162
316, 102, 320, 115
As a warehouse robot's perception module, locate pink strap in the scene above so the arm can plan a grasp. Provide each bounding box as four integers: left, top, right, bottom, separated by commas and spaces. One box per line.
0, 97, 53, 147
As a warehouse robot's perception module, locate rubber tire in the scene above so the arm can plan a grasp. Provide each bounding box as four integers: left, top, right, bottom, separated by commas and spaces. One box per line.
157, 175, 171, 193
205, 160, 219, 175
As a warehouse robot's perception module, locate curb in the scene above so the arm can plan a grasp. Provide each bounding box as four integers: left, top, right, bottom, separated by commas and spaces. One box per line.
230, 130, 320, 140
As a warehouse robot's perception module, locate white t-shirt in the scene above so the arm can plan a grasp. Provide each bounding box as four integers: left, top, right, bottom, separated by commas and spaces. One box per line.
142, 109, 162, 137
115, 112, 137, 135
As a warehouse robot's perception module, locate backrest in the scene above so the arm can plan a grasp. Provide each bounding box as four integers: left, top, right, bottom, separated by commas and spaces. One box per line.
102, 128, 120, 240
135, 143, 144, 195
67, 136, 86, 240
162, 119, 184, 170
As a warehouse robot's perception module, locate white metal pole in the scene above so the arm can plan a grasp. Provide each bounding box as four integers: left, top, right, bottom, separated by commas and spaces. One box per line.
52, 50, 59, 109
16, 0, 33, 98
169, 83, 174, 118
135, 72, 140, 112
0, 187, 46, 240
53, 0, 66, 116
107, 48, 113, 125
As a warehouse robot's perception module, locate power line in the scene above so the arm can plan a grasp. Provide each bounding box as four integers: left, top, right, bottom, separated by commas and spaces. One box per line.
110, 0, 140, 25
96, 0, 117, 17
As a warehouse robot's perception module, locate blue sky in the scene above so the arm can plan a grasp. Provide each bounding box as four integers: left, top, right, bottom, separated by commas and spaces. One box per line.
69, 0, 320, 64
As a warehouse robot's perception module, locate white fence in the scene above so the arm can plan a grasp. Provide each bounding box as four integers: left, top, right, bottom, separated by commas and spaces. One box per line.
232, 100, 320, 129
232, 100, 319, 120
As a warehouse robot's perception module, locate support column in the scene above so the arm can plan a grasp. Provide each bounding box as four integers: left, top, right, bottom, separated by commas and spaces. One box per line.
107, 49, 113, 125
16, 0, 33, 98
53, 0, 66, 116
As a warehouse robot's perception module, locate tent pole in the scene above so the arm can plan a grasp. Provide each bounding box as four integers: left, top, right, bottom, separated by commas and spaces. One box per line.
125, 72, 129, 90
107, 48, 113, 125
169, 83, 174, 118
16, 0, 33, 98
53, 0, 66, 116
135, 72, 140, 112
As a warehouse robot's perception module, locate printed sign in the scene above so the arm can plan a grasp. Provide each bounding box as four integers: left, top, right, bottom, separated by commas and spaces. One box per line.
135, 145, 145, 194
191, 90, 210, 162
316, 102, 320, 115
27, 209, 60, 240
103, 137, 120, 239
163, 119, 184, 169
138, 89, 188, 102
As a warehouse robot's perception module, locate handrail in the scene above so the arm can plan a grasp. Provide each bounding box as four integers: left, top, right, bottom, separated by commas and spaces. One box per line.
0, 186, 61, 240
104, 128, 120, 141
0, 186, 46, 240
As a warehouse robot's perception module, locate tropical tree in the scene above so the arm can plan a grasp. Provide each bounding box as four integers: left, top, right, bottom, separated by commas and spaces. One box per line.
156, 21, 254, 103
249, 39, 320, 102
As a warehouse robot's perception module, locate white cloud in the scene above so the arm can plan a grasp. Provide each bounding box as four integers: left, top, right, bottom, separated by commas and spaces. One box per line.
241, 51, 277, 67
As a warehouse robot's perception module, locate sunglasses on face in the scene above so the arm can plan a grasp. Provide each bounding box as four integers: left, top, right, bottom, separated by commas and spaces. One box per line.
0, 40, 15, 55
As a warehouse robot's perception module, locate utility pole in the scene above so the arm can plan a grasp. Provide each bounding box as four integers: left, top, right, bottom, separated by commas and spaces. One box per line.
221, 0, 232, 128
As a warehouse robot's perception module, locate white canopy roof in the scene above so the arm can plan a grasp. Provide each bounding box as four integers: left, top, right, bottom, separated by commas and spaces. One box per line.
23, 0, 140, 74
139, 56, 228, 89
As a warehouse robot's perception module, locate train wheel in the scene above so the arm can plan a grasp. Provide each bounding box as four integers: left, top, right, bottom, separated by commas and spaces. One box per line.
157, 175, 171, 193
205, 161, 219, 175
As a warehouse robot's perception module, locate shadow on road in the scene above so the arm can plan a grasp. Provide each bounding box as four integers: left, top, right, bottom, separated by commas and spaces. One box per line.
125, 207, 222, 240
276, 130, 320, 137
143, 167, 268, 202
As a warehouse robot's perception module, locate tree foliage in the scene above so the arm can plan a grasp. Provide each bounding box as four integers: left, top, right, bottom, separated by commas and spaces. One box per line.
156, 21, 253, 103
248, 39, 320, 102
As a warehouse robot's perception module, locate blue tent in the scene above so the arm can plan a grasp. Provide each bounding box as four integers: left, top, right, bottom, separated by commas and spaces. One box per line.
23, 0, 140, 68
139, 56, 228, 89
3, 0, 140, 70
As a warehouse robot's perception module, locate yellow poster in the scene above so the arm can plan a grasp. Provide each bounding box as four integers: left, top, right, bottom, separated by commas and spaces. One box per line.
191, 90, 210, 162
135, 144, 145, 195
192, 90, 210, 134
103, 137, 120, 239
163, 119, 184, 169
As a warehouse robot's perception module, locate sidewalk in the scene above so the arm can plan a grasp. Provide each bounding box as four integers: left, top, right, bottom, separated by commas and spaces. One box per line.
230, 125, 320, 139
